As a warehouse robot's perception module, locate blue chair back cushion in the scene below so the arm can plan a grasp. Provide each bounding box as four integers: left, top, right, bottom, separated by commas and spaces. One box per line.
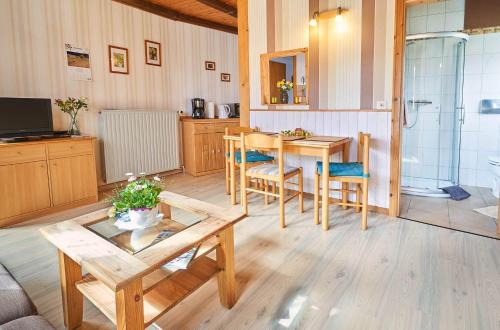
227, 151, 274, 163
316, 161, 369, 178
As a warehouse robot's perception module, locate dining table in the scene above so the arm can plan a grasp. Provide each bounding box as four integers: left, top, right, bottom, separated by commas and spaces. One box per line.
223, 133, 353, 230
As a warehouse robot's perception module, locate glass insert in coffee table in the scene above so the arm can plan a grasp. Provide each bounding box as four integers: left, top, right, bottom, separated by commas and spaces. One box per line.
85, 206, 208, 254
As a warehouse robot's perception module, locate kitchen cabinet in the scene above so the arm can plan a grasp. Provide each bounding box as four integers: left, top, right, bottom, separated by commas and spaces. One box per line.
181, 118, 239, 176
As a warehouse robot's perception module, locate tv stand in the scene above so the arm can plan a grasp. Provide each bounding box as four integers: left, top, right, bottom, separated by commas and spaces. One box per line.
0, 137, 98, 227
0, 131, 70, 143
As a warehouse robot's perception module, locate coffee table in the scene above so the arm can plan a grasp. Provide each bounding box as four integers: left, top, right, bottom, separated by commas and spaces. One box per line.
40, 191, 245, 329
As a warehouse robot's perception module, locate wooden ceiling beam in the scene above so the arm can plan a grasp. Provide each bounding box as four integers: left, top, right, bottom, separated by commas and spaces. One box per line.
113, 0, 237, 34
197, 0, 237, 18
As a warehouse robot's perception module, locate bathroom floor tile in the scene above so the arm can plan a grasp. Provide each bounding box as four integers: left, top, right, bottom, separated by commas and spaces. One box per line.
400, 186, 498, 239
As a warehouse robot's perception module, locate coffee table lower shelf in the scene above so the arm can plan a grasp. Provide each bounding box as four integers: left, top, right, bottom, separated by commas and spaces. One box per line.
76, 256, 219, 327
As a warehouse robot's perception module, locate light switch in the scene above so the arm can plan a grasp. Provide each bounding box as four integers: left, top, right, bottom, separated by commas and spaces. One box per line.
376, 101, 386, 110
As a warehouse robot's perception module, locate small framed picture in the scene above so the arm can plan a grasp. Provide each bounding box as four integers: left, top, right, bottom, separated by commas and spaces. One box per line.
221, 73, 231, 82
205, 61, 216, 71
145, 40, 161, 66
108, 45, 129, 74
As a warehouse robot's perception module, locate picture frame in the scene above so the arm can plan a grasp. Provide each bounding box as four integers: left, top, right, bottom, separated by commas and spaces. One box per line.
205, 61, 216, 71
108, 45, 129, 74
221, 73, 231, 82
145, 40, 161, 66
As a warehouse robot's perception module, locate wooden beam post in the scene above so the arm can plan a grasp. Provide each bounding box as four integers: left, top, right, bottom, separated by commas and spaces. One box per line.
389, 0, 406, 217
237, 0, 250, 126
197, 0, 237, 18
113, 0, 237, 34
58, 250, 83, 330
115, 279, 144, 330
216, 226, 236, 308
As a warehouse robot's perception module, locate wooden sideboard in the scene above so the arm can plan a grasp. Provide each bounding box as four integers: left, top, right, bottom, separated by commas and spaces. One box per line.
0, 137, 98, 227
181, 118, 239, 176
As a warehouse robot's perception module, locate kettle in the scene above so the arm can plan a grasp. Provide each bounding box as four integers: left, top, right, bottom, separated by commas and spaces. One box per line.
218, 104, 231, 119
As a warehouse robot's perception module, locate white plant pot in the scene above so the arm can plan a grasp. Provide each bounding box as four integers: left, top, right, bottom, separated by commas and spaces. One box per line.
128, 206, 158, 228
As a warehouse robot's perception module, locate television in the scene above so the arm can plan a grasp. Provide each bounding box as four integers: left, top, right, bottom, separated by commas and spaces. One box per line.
0, 97, 54, 137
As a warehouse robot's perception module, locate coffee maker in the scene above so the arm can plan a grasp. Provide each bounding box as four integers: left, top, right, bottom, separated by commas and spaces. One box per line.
191, 98, 205, 119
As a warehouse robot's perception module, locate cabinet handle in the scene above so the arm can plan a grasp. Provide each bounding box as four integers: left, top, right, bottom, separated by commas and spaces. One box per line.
212, 150, 215, 154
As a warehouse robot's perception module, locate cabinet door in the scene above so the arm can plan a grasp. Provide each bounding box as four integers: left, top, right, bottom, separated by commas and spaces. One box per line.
213, 133, 225, 170
0, 161, 51, 220
49, 155, 97, 206
195, 134, 211, 173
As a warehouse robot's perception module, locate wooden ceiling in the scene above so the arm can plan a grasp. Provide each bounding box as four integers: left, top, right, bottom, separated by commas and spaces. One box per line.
113, 0, 238, 34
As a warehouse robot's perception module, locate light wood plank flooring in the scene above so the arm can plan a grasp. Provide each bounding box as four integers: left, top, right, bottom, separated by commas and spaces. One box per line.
400, 186, 499, 239
0, 173, 499, 329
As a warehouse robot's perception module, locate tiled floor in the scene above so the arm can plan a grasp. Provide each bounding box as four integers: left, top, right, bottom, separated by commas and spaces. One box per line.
400, 185, 499, 239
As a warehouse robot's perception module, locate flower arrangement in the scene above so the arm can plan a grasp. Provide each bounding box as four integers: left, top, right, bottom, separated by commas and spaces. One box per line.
54, 97, 88, 135
276, 79, 294, 92
110, 173, 163, 216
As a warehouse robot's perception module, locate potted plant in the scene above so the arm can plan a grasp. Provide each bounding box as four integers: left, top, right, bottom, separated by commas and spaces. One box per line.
54, 97, 88, 135
276, 79, 293, 104
109, 173, 163, 228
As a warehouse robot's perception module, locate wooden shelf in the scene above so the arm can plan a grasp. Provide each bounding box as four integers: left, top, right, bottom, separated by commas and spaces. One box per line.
142, 236, 219, 293
76, 256, 219, 327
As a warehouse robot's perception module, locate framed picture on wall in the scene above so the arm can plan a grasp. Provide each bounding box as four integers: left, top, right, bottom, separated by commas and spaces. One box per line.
221, 73, 231, 82
145, 40, 161, 66
205, 61, 216, 71
108, 45, 129, 74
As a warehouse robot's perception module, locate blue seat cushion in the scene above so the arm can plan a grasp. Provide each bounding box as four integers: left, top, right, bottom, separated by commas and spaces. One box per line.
226, 151, 274, 163
316, 161, 369, 178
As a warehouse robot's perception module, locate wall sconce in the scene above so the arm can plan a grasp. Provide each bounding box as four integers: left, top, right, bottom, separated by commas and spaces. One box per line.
309, 7, 347, 27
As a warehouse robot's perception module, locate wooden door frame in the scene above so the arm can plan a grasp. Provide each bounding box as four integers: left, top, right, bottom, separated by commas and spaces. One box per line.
388, 0, 407, 217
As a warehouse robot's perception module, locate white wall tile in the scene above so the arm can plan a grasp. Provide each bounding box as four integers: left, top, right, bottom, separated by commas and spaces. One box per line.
466, 35, 484, 56
427, 14, 445, 32
483, 33, 500, 53
444, 12, 464, 31
464, 55, 483, 74
445, 0, 465, 12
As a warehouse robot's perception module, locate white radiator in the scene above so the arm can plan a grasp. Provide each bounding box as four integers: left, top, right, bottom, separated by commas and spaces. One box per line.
99, 110, 180, 184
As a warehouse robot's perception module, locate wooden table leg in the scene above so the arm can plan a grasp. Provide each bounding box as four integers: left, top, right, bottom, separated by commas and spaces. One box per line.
58, 250, 83, 330
216, 226, 236, 308
116, 279, 144, 330
230, 140, 237, 205
321, 148, 330, 231
342, 142, 350, 210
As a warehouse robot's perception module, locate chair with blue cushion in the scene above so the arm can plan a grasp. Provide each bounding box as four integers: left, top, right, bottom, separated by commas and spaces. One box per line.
314, 132, 371, 230
240, 133, 303, 228
224, 127, 275, 202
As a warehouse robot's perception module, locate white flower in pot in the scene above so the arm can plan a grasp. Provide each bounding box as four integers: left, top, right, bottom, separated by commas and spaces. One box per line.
110, 173, 164, 229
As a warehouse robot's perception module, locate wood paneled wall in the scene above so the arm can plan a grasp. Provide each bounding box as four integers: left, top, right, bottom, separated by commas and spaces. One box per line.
250, 110, 391, 208
247, 0, 396, 209
0, 0, 239, 136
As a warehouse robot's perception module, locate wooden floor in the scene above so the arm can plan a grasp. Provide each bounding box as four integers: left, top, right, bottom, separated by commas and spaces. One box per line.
400, 186, 499, 239
1, 173, 499, 330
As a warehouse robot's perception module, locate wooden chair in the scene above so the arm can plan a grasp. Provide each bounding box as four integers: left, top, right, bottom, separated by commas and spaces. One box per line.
224, 127, 274, 196
240, 133, 304, 228
314, 132, 371, 230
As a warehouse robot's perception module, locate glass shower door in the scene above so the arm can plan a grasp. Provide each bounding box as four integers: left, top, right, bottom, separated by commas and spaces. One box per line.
402, 34, 467, 196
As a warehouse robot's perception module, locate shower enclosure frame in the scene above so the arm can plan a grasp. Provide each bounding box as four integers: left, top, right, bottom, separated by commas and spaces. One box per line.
401, 31, 468, 198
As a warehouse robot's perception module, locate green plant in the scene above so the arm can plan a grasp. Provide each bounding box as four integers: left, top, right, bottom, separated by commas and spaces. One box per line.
54, 97, 88, 116
54, 97, 89, 135
110, 173, 163, 214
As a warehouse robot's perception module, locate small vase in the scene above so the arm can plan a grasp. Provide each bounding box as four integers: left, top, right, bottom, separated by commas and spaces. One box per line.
128, 206, 159, 228
68, 113, 80, 136
280, 91, 289, 104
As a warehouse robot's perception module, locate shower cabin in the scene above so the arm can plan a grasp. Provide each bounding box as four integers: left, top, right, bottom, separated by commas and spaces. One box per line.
402, 32, 469, 197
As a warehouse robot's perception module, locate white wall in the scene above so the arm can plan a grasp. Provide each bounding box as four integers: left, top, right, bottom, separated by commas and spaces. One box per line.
0, 0, 239, 136
462, 32, 500, 187
406, 0, 464, 34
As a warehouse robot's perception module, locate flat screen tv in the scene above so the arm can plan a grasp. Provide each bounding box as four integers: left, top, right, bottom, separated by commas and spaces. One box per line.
0, 97, 54, 137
